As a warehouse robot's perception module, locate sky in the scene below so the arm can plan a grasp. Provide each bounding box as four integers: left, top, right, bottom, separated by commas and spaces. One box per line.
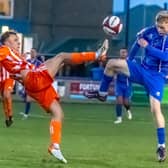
113, 0, 168, 12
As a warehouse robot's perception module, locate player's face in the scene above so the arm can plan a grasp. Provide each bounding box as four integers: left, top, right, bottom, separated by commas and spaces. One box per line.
156, 21, 168, 35
119, 49, 128, 59
30, 49, 37, 59
5, 34, 20, 51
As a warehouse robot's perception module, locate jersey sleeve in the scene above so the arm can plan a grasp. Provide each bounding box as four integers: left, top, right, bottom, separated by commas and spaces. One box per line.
145, 45, 168, 61
128, 41, 140, 61
136, 27, 154, 39
136, 28, 147, 38
37, 59, 42, 66
0, 46, 9, 61
128, 28, 148, 61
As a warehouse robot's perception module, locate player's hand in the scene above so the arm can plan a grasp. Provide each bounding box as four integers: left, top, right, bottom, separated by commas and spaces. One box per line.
137, 38, 148, 48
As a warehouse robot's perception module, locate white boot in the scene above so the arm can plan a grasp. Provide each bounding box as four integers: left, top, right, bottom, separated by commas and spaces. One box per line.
127, 110, 132, 120
48, 144, 67, 164
114, 117, 122, 124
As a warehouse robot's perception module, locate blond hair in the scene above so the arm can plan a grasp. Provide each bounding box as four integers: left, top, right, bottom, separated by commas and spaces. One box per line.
155, 10, 168, 23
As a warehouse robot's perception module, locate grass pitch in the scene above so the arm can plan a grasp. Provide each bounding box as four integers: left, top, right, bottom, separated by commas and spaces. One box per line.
0, 102, 168, 168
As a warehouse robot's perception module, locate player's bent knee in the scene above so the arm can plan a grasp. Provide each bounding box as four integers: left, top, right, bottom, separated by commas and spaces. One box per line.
52, 112, 64, 120
105, 59, 116, 71
56, 52, 69, 58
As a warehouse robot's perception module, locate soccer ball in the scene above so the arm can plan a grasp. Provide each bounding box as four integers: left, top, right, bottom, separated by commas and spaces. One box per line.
102, 15, 123, 35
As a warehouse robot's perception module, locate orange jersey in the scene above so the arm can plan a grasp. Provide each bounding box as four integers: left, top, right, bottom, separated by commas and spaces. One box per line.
24, 67, 59, 111
0, 78, 15, 92
0, 65, 10, 81
0, 46, 34, 75
0, 65, 15, 92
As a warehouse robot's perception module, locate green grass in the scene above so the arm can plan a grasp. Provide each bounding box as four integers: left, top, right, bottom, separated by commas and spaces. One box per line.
0, 102, 168, 168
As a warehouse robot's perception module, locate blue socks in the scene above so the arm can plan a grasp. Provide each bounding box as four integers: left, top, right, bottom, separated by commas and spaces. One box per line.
99, 74, 113, 92
116, 104, 122, 117
157, 128, 165, 145
25, 102, 31, 115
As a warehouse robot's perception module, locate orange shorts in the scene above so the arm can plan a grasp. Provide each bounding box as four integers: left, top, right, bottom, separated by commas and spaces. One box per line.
0, 78, 15, 93
24, 69, 60, 111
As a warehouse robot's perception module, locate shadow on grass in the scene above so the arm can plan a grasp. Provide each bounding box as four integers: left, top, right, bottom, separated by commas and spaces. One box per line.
41, 157, 112, 168
70, 158, 112, 167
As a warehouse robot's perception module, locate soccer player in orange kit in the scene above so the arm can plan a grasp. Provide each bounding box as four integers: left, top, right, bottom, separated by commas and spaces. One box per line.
0, 30, 108, 163
0, 65, 15, 127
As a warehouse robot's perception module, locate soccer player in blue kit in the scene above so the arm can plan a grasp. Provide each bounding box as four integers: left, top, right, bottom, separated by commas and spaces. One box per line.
114, 48, 132, 124
85, 10, 168, 162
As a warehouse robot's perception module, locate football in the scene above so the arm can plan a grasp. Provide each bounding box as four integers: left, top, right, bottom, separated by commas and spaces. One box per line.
102, 15, 123, 35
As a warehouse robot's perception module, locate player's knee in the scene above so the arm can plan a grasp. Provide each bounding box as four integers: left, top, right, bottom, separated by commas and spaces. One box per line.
104, 59, 116, 74
56, 52, 68, 58
106, 59, 116, 69
150, 107, 157, 114
51, 107, 64, 120
52, 112, 64, 120
3, 91, 11, 99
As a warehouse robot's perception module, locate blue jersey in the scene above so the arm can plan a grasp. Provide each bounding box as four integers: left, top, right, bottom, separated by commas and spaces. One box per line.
27, 58, 42, 67
127, 26, 168, 101
129, 26, 168, 78
116, 73, 130, 87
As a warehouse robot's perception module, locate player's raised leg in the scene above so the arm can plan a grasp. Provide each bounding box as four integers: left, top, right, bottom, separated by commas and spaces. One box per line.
44, 39, 109, 79
84, 59, 129, 101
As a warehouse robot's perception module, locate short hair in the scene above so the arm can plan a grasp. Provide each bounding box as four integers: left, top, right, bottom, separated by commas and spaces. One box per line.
0, 30, 17, 44
155, 10, 168, 23
120, 47, 127, 50
31, 47, 37, 50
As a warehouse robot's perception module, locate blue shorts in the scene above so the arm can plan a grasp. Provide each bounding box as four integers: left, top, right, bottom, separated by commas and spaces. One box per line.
115, 84, 132, 99
127, 60, 165, 101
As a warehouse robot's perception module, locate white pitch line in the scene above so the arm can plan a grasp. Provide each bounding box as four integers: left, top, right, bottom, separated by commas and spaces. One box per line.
17, 112, 159, 124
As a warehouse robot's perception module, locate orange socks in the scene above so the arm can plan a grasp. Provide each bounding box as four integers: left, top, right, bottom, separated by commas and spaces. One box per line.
70, 52, 96, 64
50, 120, 62, 144
2, 98, 12, 119
2, 99, 8, 120
7, 97, 12, 117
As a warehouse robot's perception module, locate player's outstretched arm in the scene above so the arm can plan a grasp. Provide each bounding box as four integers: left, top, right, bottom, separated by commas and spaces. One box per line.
128, 41, 140, 61
138, 38, 168, 61
145, 45, 168, 61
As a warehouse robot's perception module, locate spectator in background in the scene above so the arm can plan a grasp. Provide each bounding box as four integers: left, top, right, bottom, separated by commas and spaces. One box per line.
37, 55, 45, 63
28, 48, 43, 66
114, 48, 132, 124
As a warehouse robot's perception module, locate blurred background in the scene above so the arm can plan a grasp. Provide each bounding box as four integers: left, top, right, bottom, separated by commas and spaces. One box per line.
0, 0, 167, 54
1, 2, 168, 167
1, 0, 168, 104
